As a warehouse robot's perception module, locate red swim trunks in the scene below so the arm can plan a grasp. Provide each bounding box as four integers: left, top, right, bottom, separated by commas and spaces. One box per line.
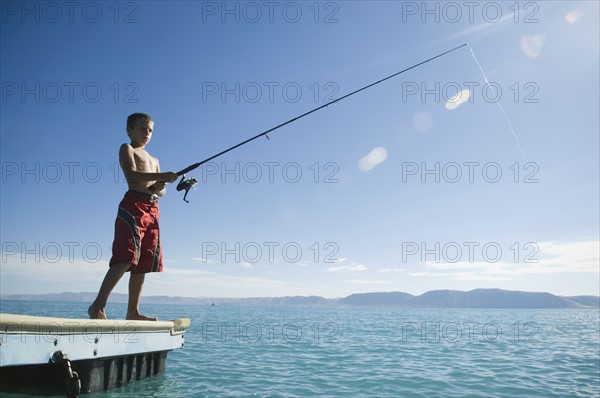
109, 190, 162, 274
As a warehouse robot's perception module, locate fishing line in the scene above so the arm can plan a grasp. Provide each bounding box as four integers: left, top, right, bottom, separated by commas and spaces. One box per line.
467, 43, 527, 160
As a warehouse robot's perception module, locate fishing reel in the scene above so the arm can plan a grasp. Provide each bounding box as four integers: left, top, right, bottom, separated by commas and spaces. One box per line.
176, 175, 197, 203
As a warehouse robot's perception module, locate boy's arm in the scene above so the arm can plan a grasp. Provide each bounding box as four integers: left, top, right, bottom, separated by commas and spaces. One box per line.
119, 144, 177, 188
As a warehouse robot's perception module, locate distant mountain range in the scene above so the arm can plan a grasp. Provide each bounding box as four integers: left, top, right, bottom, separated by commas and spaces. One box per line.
1, 289, 598, 309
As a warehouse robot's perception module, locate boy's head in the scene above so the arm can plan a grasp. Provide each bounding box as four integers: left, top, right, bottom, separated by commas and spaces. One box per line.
126, 113, 154, 146
126, 113, 154, 135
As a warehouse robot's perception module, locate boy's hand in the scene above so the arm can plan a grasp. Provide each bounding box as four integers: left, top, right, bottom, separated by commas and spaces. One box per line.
161, 172, 179, 183
151, 181, 167, 192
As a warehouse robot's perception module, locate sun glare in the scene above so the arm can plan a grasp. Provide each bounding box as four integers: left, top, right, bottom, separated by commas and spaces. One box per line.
412, 112, 433, 132
520, 34, 546, 59
565, 8, 583, 25
445, 89, 471, 111
358, 147, 388, 172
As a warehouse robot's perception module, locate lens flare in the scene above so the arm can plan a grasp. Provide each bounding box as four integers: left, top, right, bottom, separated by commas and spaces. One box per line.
520, 35, 545, 59
565, 8, 583, 25
445, 89, 471, 110
412, 112, 433, 132
358, 147, 388, 172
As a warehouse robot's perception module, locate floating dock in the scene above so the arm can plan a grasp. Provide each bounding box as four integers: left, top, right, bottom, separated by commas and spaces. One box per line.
0, 313, 190, 396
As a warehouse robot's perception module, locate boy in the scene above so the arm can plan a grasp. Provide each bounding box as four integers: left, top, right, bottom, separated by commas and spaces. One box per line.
88, 113, 178, 321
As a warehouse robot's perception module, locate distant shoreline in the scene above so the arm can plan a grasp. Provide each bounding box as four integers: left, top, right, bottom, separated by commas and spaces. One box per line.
1, 289, 598, 309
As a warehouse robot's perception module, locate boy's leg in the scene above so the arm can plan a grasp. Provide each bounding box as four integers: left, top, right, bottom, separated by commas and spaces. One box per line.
126, 272, 158, 321
88, 262, 130, 319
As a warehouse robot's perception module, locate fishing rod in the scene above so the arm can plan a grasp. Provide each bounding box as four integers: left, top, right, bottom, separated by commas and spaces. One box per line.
176, 43, 468, 202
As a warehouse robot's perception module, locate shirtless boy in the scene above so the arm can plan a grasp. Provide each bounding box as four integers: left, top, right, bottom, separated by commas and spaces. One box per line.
88, 113, 178, 321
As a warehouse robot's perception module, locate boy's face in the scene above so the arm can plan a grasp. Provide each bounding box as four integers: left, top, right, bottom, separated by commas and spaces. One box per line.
127, 119, 154, 146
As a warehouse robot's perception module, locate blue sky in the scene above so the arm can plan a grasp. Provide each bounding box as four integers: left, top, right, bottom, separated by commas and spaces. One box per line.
1, 1, 598, 298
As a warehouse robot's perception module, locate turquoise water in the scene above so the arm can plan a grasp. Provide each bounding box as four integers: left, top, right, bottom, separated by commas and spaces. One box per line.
1, 301, 598, 397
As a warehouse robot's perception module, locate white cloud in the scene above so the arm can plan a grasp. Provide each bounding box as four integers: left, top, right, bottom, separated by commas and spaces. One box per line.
326, 263, 367, 273
157, 267, 332, 297
377, 268, 406, 273
408, 272, 449, 277
343, 279, 394, 285
424, 261, 506, 271
1, 256, 107, 281
449, 272, 511, 282
416, 240, 599, 279
191, 257, 213, 264
3, 240, 596, 297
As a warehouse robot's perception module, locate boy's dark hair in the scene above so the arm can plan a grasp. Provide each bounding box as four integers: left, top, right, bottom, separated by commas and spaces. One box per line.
126, 113, 154, 132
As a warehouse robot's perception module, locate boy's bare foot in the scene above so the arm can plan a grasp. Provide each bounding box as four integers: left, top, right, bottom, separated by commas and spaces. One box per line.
88, 304, 107, 320
126, 312, 158, 321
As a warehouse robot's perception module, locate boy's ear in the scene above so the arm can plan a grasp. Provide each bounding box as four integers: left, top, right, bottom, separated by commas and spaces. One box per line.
126, 127, 132, 136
